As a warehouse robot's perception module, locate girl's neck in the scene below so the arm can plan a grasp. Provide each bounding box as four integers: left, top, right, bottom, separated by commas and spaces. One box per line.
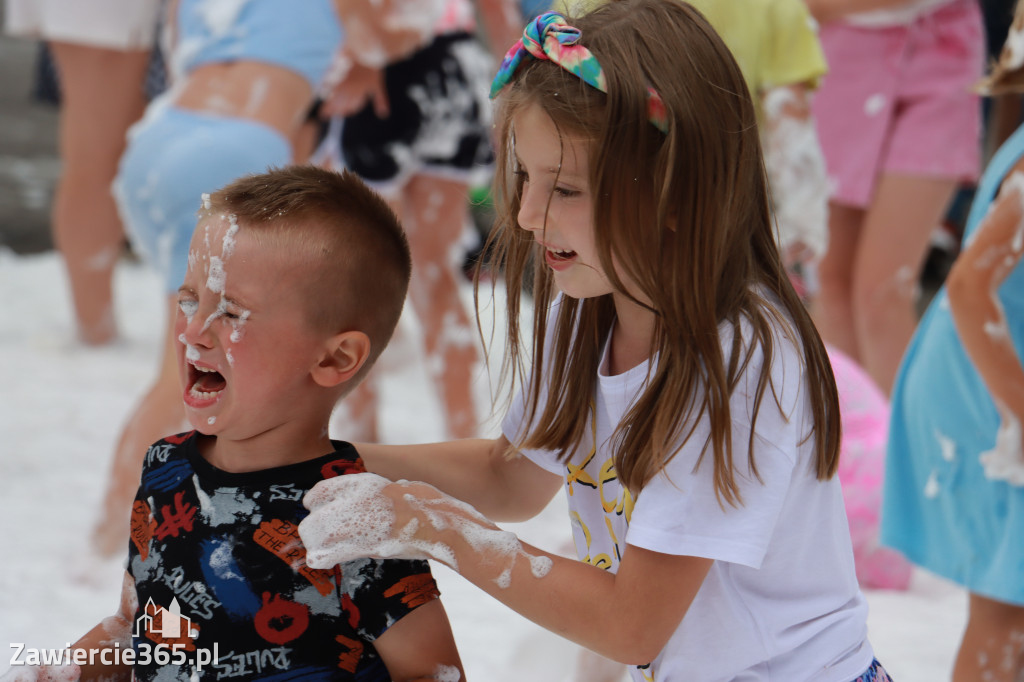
608, 293, 657, 375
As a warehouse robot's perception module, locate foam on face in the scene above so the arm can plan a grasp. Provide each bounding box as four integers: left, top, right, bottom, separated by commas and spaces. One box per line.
229, 309, 251, 343
179, 335, 201, 362
179, 297, 199, 324
206, 256, 227, 294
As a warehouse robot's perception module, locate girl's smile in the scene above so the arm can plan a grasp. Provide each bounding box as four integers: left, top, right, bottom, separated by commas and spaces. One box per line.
543, 244, 578, 270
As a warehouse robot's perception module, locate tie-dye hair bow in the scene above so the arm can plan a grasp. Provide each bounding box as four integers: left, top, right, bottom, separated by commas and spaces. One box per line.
490, 11, 669, 134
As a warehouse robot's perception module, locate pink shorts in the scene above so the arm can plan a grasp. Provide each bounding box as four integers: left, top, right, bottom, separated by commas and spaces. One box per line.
812, 0, 984, 208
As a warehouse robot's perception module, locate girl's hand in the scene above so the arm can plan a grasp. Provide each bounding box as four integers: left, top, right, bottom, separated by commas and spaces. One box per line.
300, 473, 511, 570
301, 472, 552, 590
321, 57, 389, 119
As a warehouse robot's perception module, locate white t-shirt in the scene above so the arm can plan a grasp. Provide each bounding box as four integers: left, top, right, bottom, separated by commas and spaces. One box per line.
502, 299, 874, 681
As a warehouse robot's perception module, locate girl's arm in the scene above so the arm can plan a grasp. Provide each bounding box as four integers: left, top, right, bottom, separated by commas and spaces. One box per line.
761, 83, 829, 269
373, 599, 465, 681
947, 163, 1024, 469
355, 436, 564, 522
300, 476, 713, 665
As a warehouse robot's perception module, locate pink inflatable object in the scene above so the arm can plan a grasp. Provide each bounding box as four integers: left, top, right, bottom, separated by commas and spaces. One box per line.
827, 345, 913, 590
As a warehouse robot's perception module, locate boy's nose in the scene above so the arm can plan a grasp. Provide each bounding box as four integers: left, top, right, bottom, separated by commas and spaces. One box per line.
180, 306, 215, 349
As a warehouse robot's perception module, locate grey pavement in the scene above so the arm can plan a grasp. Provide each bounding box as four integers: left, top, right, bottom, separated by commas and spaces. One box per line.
0, 5, 60, 255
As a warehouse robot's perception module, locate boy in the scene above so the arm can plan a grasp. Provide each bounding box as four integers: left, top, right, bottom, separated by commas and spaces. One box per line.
13, 166, 464, 681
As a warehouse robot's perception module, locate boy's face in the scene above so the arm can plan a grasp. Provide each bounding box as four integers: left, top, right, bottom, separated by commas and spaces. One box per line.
175, 214, 329, 441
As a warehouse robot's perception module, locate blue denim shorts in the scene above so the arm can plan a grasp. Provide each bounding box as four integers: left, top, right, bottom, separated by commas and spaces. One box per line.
115, 105, 290, 292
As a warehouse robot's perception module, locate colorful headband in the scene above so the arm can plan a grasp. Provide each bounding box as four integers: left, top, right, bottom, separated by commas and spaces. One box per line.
490, 11, 669, 134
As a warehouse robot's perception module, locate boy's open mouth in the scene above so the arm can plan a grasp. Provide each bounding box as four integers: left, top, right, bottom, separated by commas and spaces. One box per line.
187, 362, 227, 400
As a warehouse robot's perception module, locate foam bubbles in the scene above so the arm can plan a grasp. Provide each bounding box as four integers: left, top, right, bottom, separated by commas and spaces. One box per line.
980, 404, 1024, 486
206, 257, 226, 294
434, 664, 462, 682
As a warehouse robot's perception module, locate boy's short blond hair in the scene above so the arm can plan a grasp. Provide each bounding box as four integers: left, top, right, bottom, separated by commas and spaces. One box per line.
203, 165, 411, 376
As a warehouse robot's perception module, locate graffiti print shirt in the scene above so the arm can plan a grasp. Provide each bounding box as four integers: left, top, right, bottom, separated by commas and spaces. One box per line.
127, 431, 440, 681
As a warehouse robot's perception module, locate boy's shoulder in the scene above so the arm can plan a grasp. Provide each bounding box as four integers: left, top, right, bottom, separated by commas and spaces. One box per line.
138, 435, 367, 493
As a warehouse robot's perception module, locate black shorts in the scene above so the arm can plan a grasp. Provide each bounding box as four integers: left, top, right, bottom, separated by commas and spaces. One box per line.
337, 31, 494, 191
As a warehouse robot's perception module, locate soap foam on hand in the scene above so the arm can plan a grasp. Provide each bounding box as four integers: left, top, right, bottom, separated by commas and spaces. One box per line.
299, 473, 401, 569
300, 473, 556, 588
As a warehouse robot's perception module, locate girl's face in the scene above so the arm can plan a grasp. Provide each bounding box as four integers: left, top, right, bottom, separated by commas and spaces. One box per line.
174, 215, 329, 444
513, 102, 614, 300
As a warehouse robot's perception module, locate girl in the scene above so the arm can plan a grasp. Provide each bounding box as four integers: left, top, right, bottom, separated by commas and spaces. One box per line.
804, 0, 984, 395
880, 12, 1024, 679
4, 0, 161, 345
299, 2, 887, 679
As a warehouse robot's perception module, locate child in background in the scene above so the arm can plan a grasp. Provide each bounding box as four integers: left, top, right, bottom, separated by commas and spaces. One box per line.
805, 0, 984, 396
688, 0, 914, 591
881, 14, 1024, 679
3, 166, 463, 681
3, 0, 161, 346
314, 0, 520, 442
298, 3, 888, 680
684, 0, 831, 279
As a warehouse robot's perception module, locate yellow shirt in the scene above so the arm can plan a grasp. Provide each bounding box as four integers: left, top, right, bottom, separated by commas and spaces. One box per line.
555, 0, 828, 99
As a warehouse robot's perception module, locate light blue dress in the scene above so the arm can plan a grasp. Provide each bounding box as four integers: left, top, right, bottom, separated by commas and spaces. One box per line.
880, 123, 1024, 606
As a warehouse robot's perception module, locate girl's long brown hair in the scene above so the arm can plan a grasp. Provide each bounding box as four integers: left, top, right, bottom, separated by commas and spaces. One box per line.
476, 0, 841, 505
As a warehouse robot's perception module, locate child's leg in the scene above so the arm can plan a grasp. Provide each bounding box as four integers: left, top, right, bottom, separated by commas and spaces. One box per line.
953, 592, 1024, 682
402, 175, 480, 439
48, 41, 150, 345
92, 298, 186, 556
811, 202, 864, 362
849, 173, 957, 395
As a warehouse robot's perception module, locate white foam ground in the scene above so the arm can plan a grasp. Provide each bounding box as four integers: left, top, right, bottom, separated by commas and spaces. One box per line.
0, 250, 966, 680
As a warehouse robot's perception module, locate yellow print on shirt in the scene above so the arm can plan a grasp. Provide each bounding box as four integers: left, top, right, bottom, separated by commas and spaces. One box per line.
567, 455, 635, 570
566, 446, 597, 496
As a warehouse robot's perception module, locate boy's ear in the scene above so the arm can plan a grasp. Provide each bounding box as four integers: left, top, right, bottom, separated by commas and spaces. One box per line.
311, 331, 372, 388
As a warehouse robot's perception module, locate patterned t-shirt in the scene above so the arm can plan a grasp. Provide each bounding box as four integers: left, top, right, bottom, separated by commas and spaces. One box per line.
126, 431, 440, 681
